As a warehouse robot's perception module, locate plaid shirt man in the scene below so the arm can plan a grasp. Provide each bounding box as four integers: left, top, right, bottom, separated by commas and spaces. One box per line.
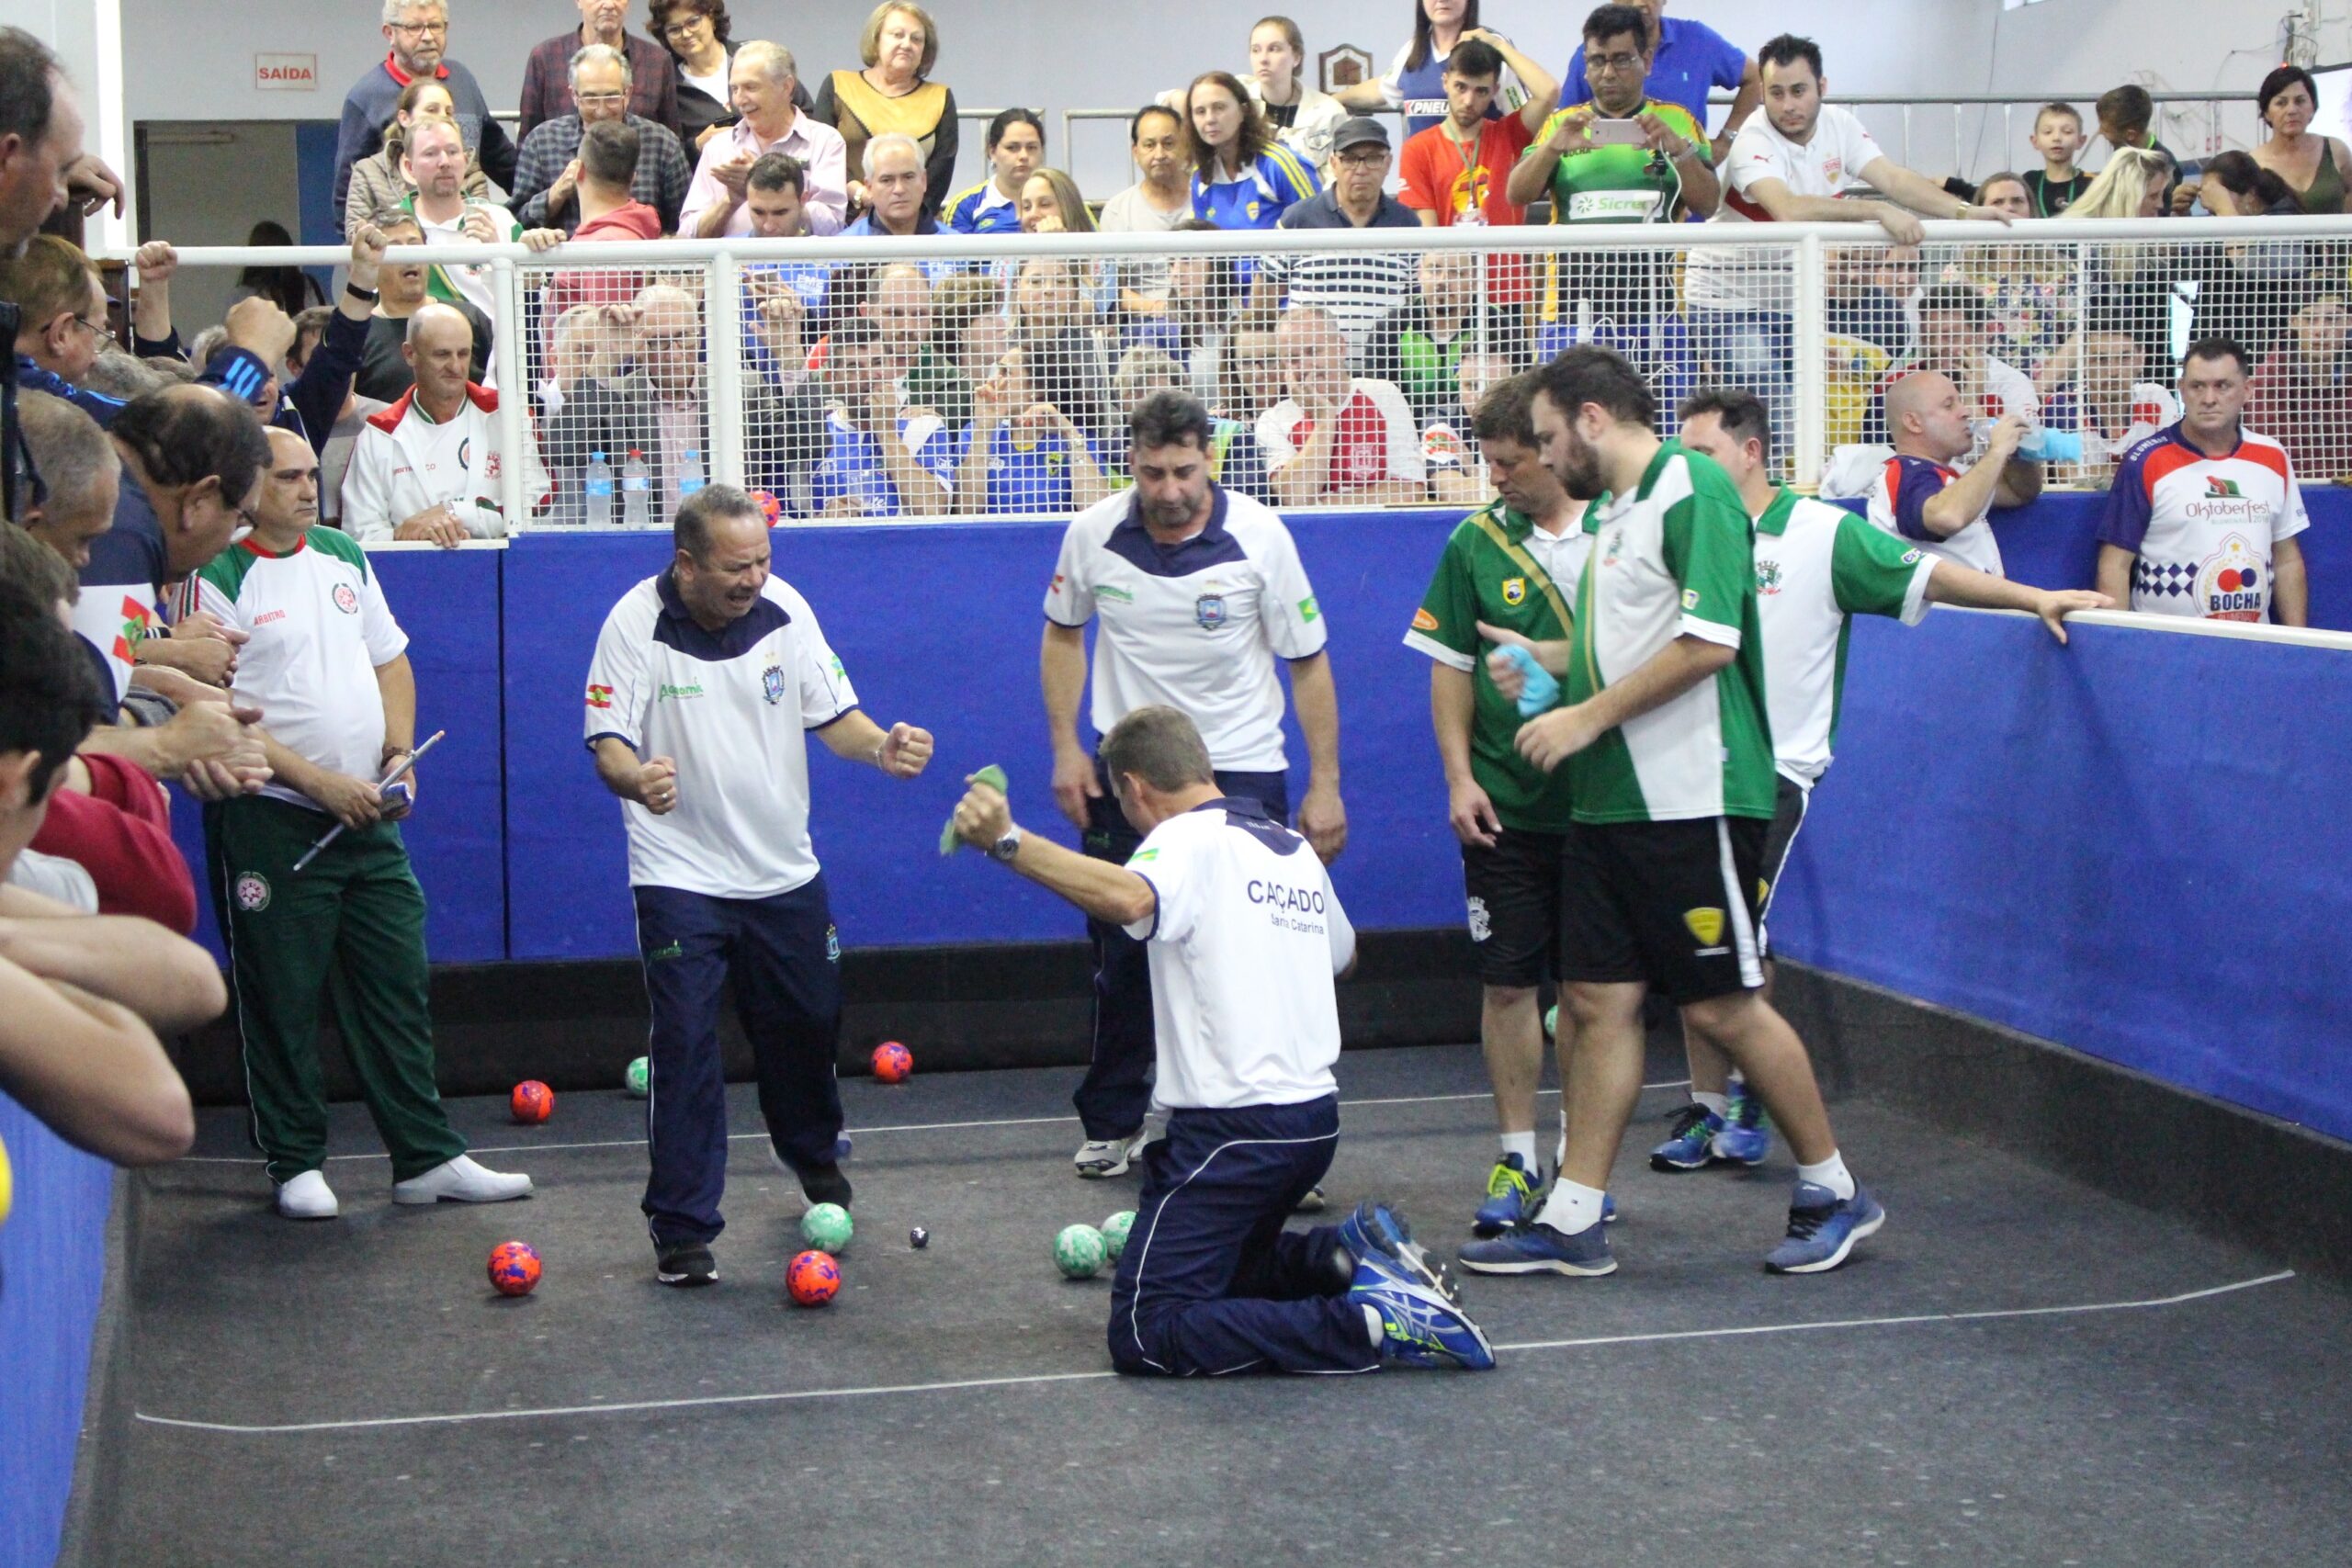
510, 113, 693, 234
516, 29, 679, 142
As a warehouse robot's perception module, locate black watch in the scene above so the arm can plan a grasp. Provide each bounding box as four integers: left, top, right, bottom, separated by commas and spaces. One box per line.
345, 281, 380, 304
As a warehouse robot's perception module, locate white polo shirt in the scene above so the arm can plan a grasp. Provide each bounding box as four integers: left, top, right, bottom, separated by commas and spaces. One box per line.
340, 384, 549, 542
1120, 797, 1354, 1111
584, 570, 857, 897
1686, 104, 1886, 315
1045, 486, 1328, 773
193, 528, 409, 812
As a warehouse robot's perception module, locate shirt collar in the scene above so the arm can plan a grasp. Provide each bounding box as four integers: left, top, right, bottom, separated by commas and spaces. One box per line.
1114, 482, 1230, 545
1754, 485, 1799, 536
384, 53, 449, 87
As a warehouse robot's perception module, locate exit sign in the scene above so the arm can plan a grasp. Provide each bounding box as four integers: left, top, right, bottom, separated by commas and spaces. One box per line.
254, 53, 318, 90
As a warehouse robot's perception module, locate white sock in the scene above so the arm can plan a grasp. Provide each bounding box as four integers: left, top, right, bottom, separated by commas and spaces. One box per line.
1498, 1131, 1538, 1168
1556, 1111, 1569, 1170
1362, 1303, 1385, 1348
1535, 1178, 1607, 1234
1692, 1091, 1730, 1119
1796, 1151, 1857, 1201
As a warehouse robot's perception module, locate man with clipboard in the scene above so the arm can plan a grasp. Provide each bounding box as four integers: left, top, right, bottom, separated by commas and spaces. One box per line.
195, 427, 531, 1221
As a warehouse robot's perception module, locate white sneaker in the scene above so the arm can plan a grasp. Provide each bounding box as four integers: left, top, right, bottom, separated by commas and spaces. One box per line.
391, 1154, 534, 1205
1074, 1127, 1148, 1179
275, 1168, 339, 1219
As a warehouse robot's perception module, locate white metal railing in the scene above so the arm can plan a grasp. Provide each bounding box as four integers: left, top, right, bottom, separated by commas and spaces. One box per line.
116, 214, 2351, 529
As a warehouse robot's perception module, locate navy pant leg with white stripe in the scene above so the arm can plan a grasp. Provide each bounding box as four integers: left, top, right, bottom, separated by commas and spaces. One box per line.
635, 876, 845, 1247
1109, 1095, 1377, 1376
1077, 764, 1289, 1142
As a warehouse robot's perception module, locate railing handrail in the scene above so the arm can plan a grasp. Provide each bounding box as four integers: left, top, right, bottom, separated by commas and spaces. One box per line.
1061, 89, 2251, 121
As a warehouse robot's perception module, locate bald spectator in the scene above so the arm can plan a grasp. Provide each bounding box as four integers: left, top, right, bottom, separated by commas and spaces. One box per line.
683, 42, 849, 237
512, 44, 691, 234
342, 304, 548, 543
331, 1, 516, 222
842, 133, 940, 236
521, 0, 681, 144
356, 212, 492, 404
1866, 370, 2030, 579
1260, 307, 1428, 507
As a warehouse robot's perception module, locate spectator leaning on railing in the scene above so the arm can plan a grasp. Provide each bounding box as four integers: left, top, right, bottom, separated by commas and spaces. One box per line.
682, 42, 848, 238
343, 301, 548, 544
510, 44, 692, 236
808, 315, 956, 519
518, 0, 680, 145
1261, 305, 1428, 508
955, 336, 1113, 516
332, 1, 515, 225
813, 3, 957, 220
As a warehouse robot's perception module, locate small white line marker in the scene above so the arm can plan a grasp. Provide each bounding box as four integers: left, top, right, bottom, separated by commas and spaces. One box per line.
132, 1269, 2294, 1437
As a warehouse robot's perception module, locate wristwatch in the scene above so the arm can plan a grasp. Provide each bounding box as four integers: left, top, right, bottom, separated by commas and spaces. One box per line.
345, 281, 379, 304
989, 827, 1024, 863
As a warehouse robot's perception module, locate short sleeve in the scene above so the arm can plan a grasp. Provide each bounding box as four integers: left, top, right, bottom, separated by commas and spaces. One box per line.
1560, 49, 1594, 107
1703, 25, 1748, 90
1253, 518, 1329, 660
191, 569, 242, 634
1880, 457, 1951, 543
2273, 451, 2311, 540
584, 601, 652, 750
1122, 827, 1196, 942
2097, 454, 2154, 552
1370, 381, 1426, 480
1405, 526, 1478, 670
1830, 513, 1936, 624
1839, 112, 1888, 177
1396, 136, 1439, 212
787, 594, 859, 728
1659, 467, 1750, 648
1045, 517, 1096, 626
1256, 403, 1303, 469
1322, 863, 1356, 976
1724, 123, 1784, 198
356, 557, 410, 665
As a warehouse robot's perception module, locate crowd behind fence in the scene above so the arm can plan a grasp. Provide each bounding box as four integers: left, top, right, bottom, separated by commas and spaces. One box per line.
125, 216, 2352, 534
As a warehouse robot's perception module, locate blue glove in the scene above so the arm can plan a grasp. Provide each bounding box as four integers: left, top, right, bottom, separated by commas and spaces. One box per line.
1496, 644, 1560, 716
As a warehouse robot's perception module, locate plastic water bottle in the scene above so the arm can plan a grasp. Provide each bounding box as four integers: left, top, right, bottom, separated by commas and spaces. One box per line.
621, 449, 652, 528
678, 447, 707, 498
582, 451, 615, 528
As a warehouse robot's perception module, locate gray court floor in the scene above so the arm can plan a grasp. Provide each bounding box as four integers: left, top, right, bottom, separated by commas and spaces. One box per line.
117, 1042, 2352, 1567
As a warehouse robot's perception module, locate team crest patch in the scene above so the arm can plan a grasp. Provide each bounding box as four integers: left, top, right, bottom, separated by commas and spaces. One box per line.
234, 873, 271, 912
762, 663, 787, 705
1501, 577, 1527, 606
1194, 593, 1227, 630
1466, 896, 1492, 942
333, 583, 359, 615
1756, 559, 1783, 595
825, 925, 842, 963
2193, 533, 2266, 621
485, 451, 502, 480
1683, 907, 1724, 946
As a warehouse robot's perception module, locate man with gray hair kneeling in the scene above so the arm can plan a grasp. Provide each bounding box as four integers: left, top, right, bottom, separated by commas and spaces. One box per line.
950, 705, 1496, 1375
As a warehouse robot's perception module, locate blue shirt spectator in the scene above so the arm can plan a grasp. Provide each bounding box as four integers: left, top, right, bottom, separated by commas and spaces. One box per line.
1182, 72, 1321, 229
808, 408, 957, 517
1561, 9, 1751, 142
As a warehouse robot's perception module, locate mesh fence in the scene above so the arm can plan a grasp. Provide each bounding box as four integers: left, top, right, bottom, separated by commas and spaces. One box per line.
122, 220, 2352, 531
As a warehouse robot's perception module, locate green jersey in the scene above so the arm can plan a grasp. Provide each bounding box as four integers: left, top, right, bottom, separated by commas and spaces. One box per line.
1536, 99, 1707, 226
1406, 502, 1590, 833
1566, 442, 1775, 824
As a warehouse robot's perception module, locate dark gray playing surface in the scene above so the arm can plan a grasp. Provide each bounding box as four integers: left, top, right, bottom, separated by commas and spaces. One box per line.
114, 1043, 2352, 1567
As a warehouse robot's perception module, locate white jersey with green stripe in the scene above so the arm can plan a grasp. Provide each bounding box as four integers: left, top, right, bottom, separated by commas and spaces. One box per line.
1752, 488, 1936, 785
1565, 442, 1776, 824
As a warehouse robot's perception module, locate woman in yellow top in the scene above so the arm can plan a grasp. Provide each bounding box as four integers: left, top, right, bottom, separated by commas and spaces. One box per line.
813, 2, 960, 219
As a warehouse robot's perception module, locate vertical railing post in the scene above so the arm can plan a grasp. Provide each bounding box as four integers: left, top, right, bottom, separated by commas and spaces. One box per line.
491, 256, 526, 527
1792, 232, 1827, 491
708, 250, 746, 490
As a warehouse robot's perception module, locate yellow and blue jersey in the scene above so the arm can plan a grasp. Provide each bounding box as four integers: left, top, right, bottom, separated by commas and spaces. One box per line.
947, 181, 1023, 235
1190, 147, 1321, 231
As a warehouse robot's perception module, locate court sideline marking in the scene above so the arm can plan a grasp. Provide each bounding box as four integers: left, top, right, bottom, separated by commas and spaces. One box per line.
171, 1083, 1690, 1166
133, 1269, 2295, 1437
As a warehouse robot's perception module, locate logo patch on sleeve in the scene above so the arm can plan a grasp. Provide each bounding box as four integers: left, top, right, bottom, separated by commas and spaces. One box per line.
585, 683, 614, 709
1298, 594, 1320, 623
1411, 607, 1441, 632
1680, 589, 1701, 611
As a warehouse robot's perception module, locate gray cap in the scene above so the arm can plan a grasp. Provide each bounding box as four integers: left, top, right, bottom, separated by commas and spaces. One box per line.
1330, 116, 1391, 152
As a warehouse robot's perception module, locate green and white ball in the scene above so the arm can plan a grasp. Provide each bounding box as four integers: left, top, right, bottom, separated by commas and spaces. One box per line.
1544, 1004, 1558, 1042
801, 1202, 854, 1253
1053, 1223, 1106, 1280
624, 1056, 650, 1098
1099, 1210, 1136, 1262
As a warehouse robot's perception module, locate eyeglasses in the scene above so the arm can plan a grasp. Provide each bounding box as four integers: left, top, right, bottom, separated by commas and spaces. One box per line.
661, 18, 707, 38
390, 21, 448, 37
1589, 51, 1645, 74
575, 92, 628, 107
71, 313, 117, 348
1336, 150, 1387, 167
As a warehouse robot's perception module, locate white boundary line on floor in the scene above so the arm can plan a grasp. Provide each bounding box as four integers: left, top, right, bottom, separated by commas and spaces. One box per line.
169, 1082, 1690, 1166
131, 1268, 2295, 1438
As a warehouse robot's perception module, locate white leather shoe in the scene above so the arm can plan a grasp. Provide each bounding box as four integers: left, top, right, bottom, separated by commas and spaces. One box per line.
391, 1154, 533, 1205
275, 1168, 340, 1219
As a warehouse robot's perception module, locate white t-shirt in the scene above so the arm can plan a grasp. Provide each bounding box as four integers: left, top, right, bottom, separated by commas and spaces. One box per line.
584, 570, 858, 897
193, 528, 409, 811
1257, 379, 1426, 496
1044, 486, 1328, 773
1686, 105, 1887, 314
1120, 797, 1354, 1111
340, 384, 548, 541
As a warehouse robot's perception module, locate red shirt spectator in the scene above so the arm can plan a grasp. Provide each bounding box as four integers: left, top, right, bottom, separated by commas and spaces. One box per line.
29, 753, 198, 933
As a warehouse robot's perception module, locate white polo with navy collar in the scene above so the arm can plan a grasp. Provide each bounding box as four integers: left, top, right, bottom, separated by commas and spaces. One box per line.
584, 568, 856, 899
1044, 486, 1328, 773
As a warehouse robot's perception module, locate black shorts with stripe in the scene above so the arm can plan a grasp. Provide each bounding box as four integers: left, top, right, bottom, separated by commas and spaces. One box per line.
1557, 815, 1769, 1006
1755, 771, 1813, 959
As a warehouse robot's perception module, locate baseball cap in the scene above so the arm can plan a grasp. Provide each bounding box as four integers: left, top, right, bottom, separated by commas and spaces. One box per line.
1331, 117, 1391, 153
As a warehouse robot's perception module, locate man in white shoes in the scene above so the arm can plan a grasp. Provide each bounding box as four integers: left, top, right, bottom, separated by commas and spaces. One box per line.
195, 428, 530, 1218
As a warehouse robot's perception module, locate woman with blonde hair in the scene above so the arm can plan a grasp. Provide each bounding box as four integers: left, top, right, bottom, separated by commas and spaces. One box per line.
343, 76, 486, 238
813, 2, 959, 218
1018, 168, 1094, 234
2068, 146, 2174, 220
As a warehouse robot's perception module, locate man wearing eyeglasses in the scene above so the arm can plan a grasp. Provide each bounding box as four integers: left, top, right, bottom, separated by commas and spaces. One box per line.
331, 1, 518, 221
510, 45, 692, 235
518, 0, 682, 146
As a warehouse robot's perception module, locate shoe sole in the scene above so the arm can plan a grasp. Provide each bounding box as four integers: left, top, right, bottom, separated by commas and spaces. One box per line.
391, 1186, 534, 1205
275, 1206, 338, 1221
1648, 1149, 1713, 1172
1767, 1209, 1886, 1275
655, 1269, 718, 1287
1457, 1252, 1618, 1278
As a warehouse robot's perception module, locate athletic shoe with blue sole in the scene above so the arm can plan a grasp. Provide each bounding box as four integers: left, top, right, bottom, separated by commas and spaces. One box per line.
1712, 1084, 1770, 1166
1338, 1200, 1459, 1303
1457, 1218, 1617, 1276
1350, 1263, 1496, 1370
1472, 1154, 1541, 1236
1650, 1104, 1725, 1171
1765, 1182, 1885, 1274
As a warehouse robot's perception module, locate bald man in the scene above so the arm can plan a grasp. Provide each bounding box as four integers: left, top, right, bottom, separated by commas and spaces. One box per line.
1863, 369, 2029, 579
342, 302, 548, 544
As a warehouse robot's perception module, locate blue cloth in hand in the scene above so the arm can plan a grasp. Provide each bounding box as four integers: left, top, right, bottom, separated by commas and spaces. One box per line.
1497, 645, 1560, 716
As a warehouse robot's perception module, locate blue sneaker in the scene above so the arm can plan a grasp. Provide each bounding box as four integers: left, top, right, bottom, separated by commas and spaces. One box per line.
1457, 1218, 1617, 1277
1650, 1104, 1725, 1171
1472, 1154, 1541, 1236
1765, 1182, 1885, 1274
1603, 1190, 1619, 1224
1712, 1084, 1770, 1166
1350, 1264, 1496, 1370
1338, 1200, 1459, 1303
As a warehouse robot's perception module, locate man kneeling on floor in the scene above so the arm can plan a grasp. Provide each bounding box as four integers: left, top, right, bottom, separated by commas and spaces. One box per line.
952, 705, 1493, 1374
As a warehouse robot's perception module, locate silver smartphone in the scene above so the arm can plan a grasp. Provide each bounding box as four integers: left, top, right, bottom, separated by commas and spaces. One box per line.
1587, 118, 1649, 147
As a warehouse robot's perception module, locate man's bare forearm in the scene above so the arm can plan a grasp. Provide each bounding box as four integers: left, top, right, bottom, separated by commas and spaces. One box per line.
1001, 831, 1156, 926
1289, 651, 1341, 792
0, 913, 225, 1033
1040, 622, 1091, 752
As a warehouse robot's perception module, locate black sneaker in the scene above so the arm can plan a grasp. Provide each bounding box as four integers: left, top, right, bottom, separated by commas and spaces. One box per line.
797, 1162, 853, 1209
655, 1240, 718, 1287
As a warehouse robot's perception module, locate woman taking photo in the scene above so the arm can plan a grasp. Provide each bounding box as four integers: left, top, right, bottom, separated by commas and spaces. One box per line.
1183, 71, 1320, 229
813, 3, 959, 219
